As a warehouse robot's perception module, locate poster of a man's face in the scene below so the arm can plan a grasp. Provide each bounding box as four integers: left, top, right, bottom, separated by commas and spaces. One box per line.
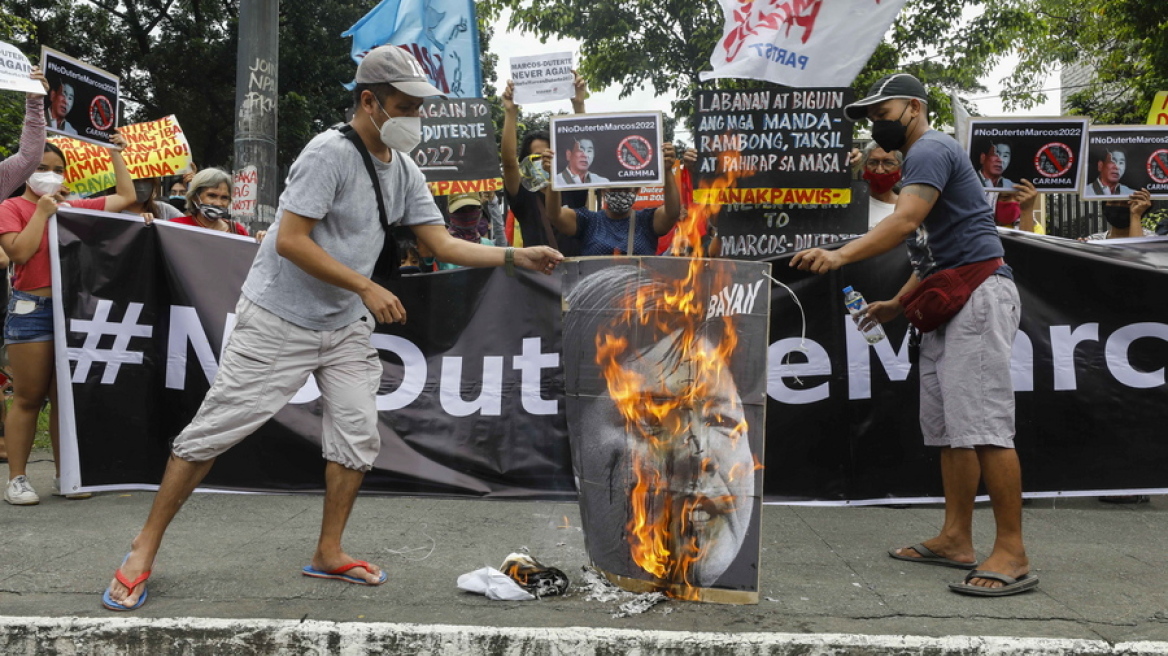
1082, 126, 1168, 200
966, 118, 1089, 193
550, 112, 664, 190
978, 141, 1012, 188
40, 46, 120, 146
562, 258, 769, 603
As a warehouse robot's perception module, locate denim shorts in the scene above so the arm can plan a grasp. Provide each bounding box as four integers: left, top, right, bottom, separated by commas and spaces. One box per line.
4, 290, 54, 345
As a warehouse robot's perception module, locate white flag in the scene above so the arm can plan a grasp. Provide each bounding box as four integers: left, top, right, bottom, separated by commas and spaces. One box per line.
701, 0, 909, 88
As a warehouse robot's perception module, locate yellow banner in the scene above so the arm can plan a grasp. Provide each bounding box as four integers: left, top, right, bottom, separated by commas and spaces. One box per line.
427, 177, 503, 196
49, 115, 192, 196
1148, 91, 1168, 125
692, 187, 851, 206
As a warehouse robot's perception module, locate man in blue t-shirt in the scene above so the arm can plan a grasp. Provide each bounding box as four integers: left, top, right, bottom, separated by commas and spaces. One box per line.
792, 73, 1034, 598
543, 143, 691, 256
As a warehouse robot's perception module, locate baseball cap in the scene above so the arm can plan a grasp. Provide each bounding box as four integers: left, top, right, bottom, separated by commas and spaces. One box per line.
447, 192, 481, 213
844, 73, 929, 121
356, 46, 446, 98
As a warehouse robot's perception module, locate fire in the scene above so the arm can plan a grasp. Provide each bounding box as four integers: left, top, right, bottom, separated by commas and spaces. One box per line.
595, 146, 753, 600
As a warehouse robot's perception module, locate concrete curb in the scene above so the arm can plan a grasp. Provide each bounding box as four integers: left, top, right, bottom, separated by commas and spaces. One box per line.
4, 616, 1167, 656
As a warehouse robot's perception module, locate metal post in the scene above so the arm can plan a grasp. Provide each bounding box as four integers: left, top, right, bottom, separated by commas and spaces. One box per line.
233, 0, 279, 232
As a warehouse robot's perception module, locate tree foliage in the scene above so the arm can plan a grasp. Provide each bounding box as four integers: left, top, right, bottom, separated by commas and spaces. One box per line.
0, 0, 377, 168
1003, 0, 1168, 123
481, 0, 1045, 130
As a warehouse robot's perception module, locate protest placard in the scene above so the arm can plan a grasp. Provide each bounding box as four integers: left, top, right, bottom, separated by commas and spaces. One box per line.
550, 112, 663, 191
49, 115, 191, 196
411, 98, 502, 196
231, 166, 259, 217
693, 88, 853, 205
0, 41, 44, 95
713, 181, 869, 260
1082, 125, 1168, 200
41, 47, 120, 147
510, 52, 574, 105
965, 117, 1090, 193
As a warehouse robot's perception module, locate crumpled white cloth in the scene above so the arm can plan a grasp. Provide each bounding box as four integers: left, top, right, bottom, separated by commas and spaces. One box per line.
456, 566, 535, 601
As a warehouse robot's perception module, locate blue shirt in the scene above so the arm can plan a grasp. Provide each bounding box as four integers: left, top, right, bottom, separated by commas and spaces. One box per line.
901, 130, 1011, 280
575, 207, 659, 256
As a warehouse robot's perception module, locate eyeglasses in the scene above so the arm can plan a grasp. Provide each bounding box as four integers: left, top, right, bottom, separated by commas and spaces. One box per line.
865, 158, 900, 170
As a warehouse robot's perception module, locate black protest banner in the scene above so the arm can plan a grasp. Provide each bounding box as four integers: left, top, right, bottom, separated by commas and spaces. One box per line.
966, 117, 1090, 193
413, 98, 503, 196
693, 88, 853, 206
1082, 125, 1168, 200
40, 47, 120, 147
550, 112, 664, 191
52, 209, 1168, 503
715, 181, 869, 260
52, 209, 572, 498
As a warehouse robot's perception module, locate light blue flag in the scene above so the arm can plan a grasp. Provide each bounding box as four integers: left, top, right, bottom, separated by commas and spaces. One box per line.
342, 0, 482, 97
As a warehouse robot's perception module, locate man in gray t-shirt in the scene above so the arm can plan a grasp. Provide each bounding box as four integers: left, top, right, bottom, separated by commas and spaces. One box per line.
792, 73, 1034, 599
102, 46, 563, 612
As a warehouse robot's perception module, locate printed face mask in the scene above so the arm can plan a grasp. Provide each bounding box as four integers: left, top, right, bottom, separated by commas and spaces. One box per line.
862, 169, 901, 196
519, 154, 550, 192
199, 204, 229, 221
373, 104, 422, 152
605, 190, 637, 215
28, 171, 65, 197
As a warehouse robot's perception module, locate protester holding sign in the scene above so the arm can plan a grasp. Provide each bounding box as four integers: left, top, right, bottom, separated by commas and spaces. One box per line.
0, 67, 48, 200
543, 143, 690, 256
0, 134, 135, 506
792, 73, 1036, 598
101, 45, 562, 612
500, 74, 587, 251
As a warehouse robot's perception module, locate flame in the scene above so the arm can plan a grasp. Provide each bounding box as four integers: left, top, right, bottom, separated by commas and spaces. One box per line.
595, 146, 753, 599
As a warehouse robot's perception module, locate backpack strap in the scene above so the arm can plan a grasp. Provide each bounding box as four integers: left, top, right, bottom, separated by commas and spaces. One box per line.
335, 123, 398, 280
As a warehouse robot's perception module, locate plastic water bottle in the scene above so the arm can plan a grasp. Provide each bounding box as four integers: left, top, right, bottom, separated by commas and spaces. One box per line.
843, 286, 886, 344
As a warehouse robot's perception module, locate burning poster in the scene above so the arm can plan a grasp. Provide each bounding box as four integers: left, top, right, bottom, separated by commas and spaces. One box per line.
562, 256, 770, 604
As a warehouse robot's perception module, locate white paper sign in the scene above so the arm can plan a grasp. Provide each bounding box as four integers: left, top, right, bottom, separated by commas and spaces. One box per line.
701, 0, 909, 88
510, 52, 574, 105
0, 40, 44, 95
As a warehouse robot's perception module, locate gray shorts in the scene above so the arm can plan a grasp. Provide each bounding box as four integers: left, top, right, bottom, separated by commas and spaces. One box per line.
919, 275, 1020, 449
171, 297, 382, 471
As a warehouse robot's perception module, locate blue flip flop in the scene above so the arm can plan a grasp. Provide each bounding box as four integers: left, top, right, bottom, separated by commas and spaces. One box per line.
302, 560, 387, 586
102, 554, 151, 611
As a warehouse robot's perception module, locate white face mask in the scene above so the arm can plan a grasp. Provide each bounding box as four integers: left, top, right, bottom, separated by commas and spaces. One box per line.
372, 104, 422, 152
28, 171, 65, 197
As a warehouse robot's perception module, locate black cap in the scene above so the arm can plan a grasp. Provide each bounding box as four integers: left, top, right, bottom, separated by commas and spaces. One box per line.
844, 73, 929, 121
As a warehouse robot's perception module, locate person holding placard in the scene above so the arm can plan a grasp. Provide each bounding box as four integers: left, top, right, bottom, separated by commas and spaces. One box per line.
0, 67, 49, 200
0, 134, 136, 506
792, 73, 1035, 598
500, 74, 587, 251
543, 143, 690, 256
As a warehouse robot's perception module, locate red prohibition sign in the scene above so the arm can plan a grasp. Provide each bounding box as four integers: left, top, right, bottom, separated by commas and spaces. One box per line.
1033, 142, 1073, 178
616, 135, 653, 171
1146, 149, 1168, 184
89, 95, 115, 131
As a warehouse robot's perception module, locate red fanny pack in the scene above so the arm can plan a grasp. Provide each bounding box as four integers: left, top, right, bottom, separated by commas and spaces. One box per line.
899, 258, 1004, 332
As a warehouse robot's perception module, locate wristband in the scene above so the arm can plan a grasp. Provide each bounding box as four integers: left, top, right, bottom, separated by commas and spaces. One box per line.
504, 247, 516, 277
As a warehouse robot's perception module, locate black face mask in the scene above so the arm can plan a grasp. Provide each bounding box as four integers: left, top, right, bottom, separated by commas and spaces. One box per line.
871, 103, 913, 152
1102, 204, 1131, 229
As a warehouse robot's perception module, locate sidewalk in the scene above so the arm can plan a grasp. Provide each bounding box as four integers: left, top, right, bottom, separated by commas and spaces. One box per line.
3, 449, 1167, 655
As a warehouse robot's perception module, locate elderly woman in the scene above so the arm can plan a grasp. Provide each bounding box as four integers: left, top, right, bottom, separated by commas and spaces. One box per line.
860, 142, 903, 229
170, 168, 250, 236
